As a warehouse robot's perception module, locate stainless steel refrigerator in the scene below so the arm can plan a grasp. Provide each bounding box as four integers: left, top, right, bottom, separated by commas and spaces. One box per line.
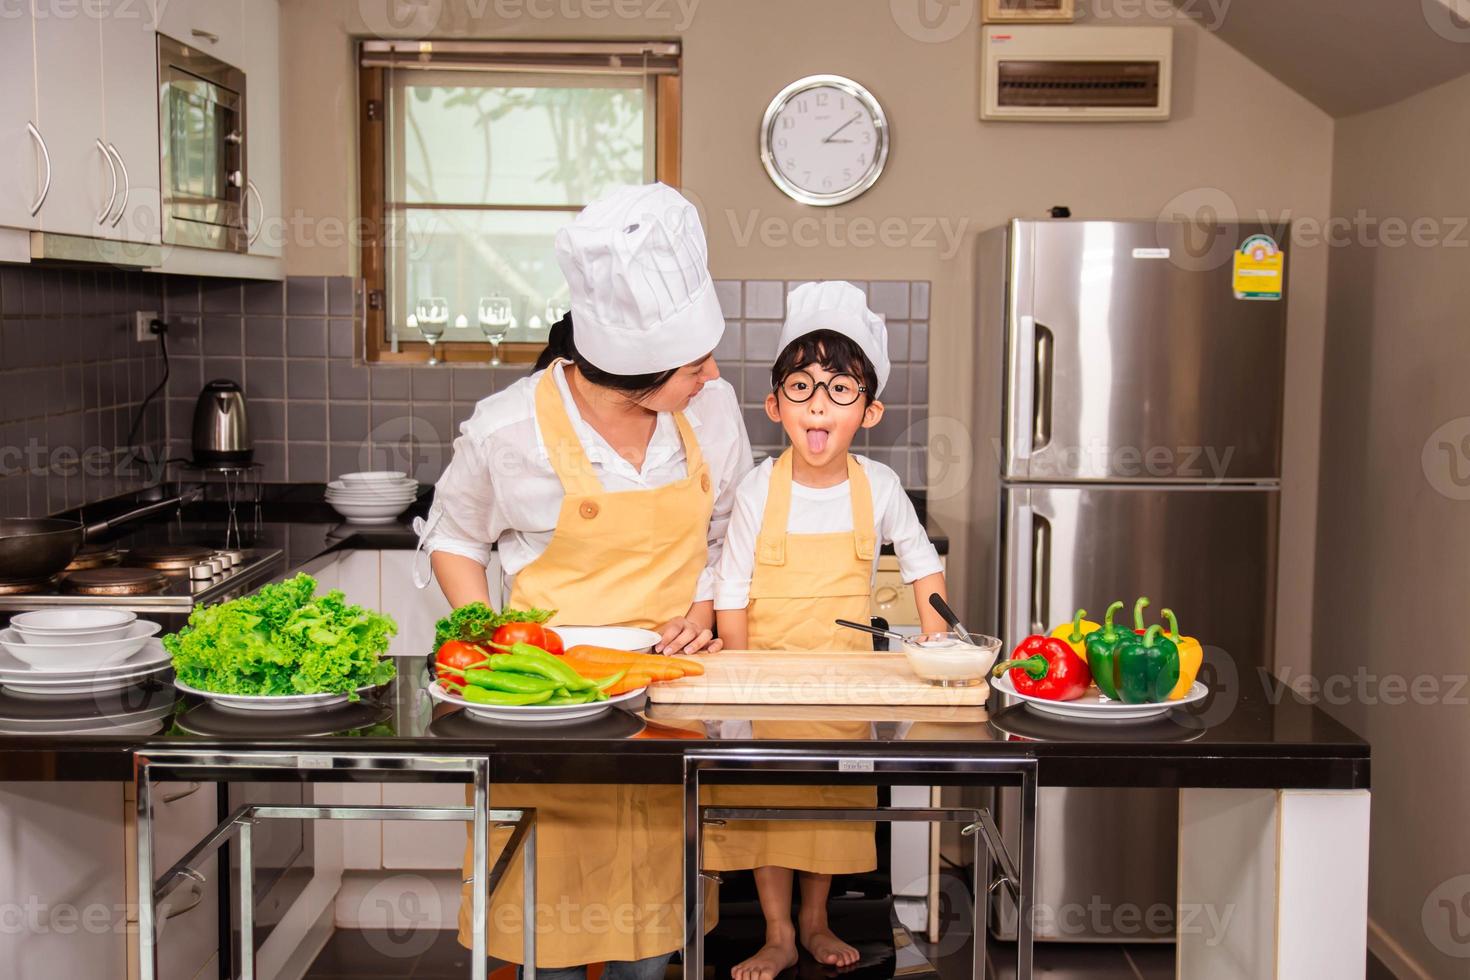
968, 218, 1287, 942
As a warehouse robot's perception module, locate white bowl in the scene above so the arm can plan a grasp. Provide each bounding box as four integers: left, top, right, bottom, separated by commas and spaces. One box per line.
326, 490, 418, 501
338, 471, 409, 486
0, 621, 163, 672
900, 631, 1002, 687
10, 608, 136, 636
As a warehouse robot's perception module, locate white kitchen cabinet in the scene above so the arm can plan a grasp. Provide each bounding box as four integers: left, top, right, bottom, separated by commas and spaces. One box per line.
99, 0, 163, 247
31, 8, 113, 238
128, 779, 222, 980
154, 0, 244, 69
381, 784, 470, 870
241, 0, 282, 257
0, 783, 129, 978
381, 550, 452, 657
338, 549, 382, 611
0, 5, 39, 231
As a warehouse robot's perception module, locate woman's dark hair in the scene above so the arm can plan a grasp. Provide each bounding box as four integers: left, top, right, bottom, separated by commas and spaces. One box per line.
770, 329, 878, 403
534, 311, 678, 399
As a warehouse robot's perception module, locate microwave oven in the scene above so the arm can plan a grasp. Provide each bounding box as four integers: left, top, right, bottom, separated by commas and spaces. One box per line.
158, 35, 247, 252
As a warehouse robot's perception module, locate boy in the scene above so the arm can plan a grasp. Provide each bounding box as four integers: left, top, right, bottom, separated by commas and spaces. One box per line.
711, 281, 949, 980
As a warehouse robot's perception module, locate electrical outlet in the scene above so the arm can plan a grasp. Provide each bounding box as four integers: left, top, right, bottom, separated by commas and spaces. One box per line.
135, 311, 158, 342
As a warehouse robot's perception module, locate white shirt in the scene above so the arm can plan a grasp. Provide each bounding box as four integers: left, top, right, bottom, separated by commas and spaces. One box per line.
419, 361, 753, 603
713, 454, 943, 610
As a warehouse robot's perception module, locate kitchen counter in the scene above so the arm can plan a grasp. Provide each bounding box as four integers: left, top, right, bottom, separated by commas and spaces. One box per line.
58, 482, 950, 565
0, 653, 1367, 788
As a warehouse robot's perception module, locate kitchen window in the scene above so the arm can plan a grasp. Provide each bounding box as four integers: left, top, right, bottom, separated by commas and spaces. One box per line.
358, 41, 682, 364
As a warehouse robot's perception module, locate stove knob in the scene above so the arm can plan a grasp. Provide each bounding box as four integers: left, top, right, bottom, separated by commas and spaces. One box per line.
207, 559, 224, 576
214, 552, 234, 569
189, 563, 214, 581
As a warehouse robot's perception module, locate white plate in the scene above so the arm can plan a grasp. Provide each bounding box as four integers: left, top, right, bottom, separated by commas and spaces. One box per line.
992, 673, 1208, 722
554, 626, 662, 653
11, 608, 136, 635
0, 621, 162, 671
0, 639, 173, 695
172, 678, 380, 713
428, 679, 647, 722
329, 513, 406, 525
337, 471, 409, 486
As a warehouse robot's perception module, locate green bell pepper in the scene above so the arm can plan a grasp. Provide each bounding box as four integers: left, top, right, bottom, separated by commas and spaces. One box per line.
1084, 600, 1128, 700
1112, 623, 1181, 704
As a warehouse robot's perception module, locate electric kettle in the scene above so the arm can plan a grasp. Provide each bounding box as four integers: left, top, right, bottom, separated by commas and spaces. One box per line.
192, 379, 253, 465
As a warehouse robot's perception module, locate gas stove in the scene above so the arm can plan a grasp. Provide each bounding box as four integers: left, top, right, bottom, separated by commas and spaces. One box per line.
0, 547, 284, 612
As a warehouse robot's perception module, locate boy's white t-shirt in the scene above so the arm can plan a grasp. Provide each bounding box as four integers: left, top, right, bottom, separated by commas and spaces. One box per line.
713, 453, 944, 611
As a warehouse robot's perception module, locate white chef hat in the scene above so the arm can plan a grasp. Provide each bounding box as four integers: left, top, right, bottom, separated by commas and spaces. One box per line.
777, 281, 891, 398
554, 183, 724, 375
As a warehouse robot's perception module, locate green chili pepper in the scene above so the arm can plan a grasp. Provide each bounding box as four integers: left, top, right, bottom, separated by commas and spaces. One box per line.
592, 669, 628, 692
1112, 623, 1181, 704
544, 690, 598, 705
1084, 600, 1128, 700
462, 669, 559, 695
445, 682, 553, 706
487, 642, 594, 690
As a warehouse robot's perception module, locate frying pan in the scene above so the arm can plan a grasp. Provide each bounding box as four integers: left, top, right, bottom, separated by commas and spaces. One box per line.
0, 489, 204, 582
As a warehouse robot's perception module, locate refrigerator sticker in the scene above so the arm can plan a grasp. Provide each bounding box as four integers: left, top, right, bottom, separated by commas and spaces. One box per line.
1233, 235, 1285, 301
1132, 247, 1172, 259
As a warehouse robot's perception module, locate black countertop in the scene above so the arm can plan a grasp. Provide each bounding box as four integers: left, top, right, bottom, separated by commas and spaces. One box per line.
0, 654, 1369, 790
59, 482, 949, 563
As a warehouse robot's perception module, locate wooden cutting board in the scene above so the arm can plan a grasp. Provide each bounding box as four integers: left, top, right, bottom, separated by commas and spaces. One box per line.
648, 651, 989, 706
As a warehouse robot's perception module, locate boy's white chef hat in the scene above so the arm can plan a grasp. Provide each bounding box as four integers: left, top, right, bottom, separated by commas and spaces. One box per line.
554, 183, 725, 375
777, 281, 891, 397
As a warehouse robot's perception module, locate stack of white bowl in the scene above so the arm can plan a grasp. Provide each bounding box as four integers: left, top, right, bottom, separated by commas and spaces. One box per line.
0, 609, 163, 671
326, 471, 420, 524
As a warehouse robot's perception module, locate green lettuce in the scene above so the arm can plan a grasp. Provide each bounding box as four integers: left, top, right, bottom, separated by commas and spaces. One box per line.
432, 601, 553, 649
163, 573, 397, 698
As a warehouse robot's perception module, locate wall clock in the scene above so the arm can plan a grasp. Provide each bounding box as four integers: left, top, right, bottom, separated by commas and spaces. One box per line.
760, 74, 889, 207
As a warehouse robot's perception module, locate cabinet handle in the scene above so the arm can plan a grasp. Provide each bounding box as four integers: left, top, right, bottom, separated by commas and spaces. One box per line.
26, 122, 50, 215
161, 781, 201, 804
190, 28, 220, 43
95, 139, 116, 225
106, 143, 129, 227
245, 179, 263, 247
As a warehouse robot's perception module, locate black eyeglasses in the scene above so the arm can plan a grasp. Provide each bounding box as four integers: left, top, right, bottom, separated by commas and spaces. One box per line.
777, 370, 866, 406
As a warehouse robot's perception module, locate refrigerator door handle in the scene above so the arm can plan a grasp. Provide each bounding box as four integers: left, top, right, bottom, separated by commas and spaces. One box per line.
1030, 512, 1051, 634
1010, 314, 1037, 467
1034, 323, 1054, 453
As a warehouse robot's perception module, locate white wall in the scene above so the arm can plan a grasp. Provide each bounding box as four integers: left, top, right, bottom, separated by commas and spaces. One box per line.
1315, 70, 1470, 980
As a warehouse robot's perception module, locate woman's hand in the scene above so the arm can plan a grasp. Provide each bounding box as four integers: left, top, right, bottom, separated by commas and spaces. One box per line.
655, 617, 723, 655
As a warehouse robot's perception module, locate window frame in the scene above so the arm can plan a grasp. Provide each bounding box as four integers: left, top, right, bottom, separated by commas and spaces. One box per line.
357, 44, 683, 365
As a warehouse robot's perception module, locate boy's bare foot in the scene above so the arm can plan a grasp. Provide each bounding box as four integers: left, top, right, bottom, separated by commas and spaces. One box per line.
732, 920, 799, 980
798, 920, 861, 969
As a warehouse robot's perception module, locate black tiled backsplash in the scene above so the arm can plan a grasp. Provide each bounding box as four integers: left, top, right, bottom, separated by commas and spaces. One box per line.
0, 266, 167, 518
0, 269, 931, 518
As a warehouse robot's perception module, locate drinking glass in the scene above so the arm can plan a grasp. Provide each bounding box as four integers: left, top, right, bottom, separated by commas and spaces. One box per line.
478, 295, 513, 366
414, 296, 449, 365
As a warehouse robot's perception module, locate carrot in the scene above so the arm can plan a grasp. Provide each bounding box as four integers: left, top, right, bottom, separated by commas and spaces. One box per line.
564, 644, 706, 676
562, 654, 685, 682
603, 672, 654, 696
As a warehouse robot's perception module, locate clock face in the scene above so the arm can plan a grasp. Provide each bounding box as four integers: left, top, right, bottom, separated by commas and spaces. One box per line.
761, 75, 888, 206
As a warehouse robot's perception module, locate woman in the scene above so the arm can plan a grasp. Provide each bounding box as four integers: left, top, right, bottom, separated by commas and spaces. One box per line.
416, 183, 753, 978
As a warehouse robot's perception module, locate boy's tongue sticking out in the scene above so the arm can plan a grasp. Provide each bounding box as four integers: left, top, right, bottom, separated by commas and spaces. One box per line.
806, 427, 830, 455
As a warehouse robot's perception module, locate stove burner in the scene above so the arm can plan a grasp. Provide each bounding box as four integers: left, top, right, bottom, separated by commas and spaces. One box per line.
62, 568, 170, 596
0, 576, 61, 596
125, 545, 215, 571
66, 543, 122, 571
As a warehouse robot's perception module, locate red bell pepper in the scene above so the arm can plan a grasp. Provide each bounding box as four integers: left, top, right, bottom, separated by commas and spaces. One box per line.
991, 634, 1093, 702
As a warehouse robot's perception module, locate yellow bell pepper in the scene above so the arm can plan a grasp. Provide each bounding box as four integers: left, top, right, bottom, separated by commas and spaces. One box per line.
1050, 609, 1101, 663
1161, 608, 1202, 700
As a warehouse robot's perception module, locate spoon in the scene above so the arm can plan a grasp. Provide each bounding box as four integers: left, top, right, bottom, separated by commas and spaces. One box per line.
835, 619, 909, 644
928, 594, 978, 646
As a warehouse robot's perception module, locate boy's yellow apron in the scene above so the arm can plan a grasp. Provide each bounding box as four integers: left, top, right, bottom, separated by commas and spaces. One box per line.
703, 450, 878, 875
457, 364, 717, 966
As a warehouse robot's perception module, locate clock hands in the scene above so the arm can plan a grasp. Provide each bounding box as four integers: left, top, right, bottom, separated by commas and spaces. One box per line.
822, 112, 863, 144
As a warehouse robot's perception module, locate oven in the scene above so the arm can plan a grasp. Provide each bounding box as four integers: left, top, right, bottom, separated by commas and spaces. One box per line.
158, 34, 247, 252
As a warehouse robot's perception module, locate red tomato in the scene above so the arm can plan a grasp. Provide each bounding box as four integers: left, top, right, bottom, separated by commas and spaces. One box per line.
492, 622, 548, 650
540, 628, 564, 657
435, 640, 487, 675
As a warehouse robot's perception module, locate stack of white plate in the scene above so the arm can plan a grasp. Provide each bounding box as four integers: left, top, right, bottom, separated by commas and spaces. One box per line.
326, 471, 420, 524
0, 609, 171, 695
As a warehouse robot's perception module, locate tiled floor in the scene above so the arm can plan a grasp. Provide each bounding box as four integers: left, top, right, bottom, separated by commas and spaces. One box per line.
304, 928, 1396, 979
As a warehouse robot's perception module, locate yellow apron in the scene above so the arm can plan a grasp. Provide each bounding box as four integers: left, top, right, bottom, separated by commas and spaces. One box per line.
703, 450, 878, 875
457, 364, 717, 966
